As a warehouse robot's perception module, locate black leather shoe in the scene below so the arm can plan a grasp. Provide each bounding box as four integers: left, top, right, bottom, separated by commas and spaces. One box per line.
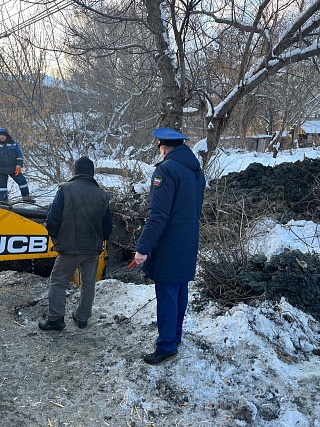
72, 311, 87, 329
143, 349, 178, 365
38, 318, 65, 331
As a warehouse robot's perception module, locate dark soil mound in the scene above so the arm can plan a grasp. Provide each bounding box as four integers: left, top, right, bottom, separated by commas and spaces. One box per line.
199, 156, 320, 320
208, 157, 320, 223
238, 250, 320, 321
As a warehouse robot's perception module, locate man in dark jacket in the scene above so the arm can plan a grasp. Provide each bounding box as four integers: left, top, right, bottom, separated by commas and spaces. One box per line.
39, 156, 112, 331
0, 127, 35, 203
134, 127, 206, 364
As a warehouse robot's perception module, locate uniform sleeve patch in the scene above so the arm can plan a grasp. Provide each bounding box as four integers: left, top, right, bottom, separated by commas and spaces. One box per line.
153, 176, 163, 188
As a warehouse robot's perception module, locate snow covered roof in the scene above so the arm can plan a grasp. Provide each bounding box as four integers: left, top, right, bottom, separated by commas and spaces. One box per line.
302, 120, 320, 134
247, 134, 273, 139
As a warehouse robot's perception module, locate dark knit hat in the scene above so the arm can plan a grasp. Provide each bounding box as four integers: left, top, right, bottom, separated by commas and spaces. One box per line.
74, 156, 94, 176
154, 127, 189, 147
0, 128, 10, 137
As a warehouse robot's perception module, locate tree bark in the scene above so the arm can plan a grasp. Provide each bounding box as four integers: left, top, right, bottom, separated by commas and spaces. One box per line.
204, 115, 230, 165
144, 0, 183, 130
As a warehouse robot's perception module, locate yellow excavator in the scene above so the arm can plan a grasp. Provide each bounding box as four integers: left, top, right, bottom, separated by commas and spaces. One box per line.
0, 203, 108, 283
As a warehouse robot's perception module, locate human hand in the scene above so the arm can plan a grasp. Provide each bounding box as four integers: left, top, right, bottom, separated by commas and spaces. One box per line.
15, 165, 21, 176
134, 252, 147, 265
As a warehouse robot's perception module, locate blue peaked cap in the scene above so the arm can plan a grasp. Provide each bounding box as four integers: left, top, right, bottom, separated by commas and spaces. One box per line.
154, 127, 189, 141
154, 127, 189, 147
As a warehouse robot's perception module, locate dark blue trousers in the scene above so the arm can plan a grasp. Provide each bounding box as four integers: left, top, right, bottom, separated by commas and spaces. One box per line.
155, 281, 188, 354
0, 172, 29, 201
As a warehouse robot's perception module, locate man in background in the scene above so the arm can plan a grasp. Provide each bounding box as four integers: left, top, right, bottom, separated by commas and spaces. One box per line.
39, 156, 112, 331
0, 127, 35, 203
134, 127, 206, 365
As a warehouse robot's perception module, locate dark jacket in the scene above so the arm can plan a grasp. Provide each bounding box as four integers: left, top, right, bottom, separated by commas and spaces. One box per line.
0, 128, 24, 175
135, 144, 206, 283
46, 175, 112, 255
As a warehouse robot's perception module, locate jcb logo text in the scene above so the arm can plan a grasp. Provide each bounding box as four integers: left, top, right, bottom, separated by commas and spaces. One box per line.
0, 236, 48, 255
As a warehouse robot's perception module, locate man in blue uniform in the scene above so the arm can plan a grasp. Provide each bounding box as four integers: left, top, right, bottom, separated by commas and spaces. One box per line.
0, 128, 35, 203
38, 156, 112, 331
134, 127, 206, 365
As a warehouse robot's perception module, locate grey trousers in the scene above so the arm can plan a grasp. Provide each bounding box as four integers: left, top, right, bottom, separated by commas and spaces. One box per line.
48, 254, 99, 322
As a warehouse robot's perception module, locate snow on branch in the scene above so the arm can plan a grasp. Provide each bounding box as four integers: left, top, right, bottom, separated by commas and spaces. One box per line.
273, 1, 320, 56
214, 39, 320, 118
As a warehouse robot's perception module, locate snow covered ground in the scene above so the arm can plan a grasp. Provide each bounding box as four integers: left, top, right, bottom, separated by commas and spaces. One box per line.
88, 278, 320, 426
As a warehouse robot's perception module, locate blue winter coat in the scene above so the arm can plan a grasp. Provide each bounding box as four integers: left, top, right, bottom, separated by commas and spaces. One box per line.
0, 128, 24, 175
135, 144, 206, 283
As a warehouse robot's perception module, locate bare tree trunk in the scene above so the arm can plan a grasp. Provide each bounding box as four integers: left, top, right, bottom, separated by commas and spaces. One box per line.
204, 115, 230, 166
144, 0, 183, 130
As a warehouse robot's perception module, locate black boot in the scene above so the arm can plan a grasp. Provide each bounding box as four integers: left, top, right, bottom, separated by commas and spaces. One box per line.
38, 317, 66, 331
143, 349, 178, 365
72, 311, 87, 329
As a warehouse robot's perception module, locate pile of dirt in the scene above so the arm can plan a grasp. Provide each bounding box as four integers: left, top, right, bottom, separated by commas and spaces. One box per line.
238, 250, 320, 321
207, 157, 320, 223
198, 157, 320, 316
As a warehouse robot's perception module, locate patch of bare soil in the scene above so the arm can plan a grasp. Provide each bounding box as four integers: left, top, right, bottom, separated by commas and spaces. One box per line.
0, 271, 154, 427
1, 271, 215, 427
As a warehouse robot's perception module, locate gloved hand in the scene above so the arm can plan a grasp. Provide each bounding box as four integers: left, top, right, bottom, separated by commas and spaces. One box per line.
15, 165, 21, 176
